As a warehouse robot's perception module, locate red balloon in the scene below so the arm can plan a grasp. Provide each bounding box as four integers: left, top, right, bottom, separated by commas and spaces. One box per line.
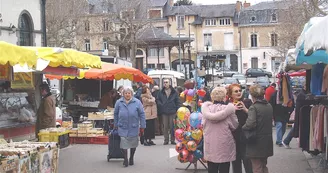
175, 129, 184, 142
197, 89, 206, 97
175, 142, 185, 153
180, 149, 189, 159
188, 154, 196, 163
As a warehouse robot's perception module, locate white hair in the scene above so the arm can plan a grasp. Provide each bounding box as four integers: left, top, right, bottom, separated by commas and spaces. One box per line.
123, 86, 134, 95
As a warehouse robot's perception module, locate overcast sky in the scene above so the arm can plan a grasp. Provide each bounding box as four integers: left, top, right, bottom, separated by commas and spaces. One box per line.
176, 0, 273, 5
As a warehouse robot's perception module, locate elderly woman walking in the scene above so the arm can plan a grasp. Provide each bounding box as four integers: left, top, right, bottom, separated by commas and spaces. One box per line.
201, 87, 239, 173
114, 87, 146, 167
141, 85, 157, 146
242, 84, 273, 173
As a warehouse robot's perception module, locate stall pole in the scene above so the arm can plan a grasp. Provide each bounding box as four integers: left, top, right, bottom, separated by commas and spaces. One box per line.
99, 81, 102, 100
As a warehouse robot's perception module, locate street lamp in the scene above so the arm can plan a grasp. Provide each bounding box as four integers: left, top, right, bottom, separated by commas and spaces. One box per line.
206, 43, 209, 74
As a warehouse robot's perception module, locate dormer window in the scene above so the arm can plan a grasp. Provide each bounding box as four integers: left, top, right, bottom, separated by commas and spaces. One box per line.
148, 9, 162, 19
251, 16, 256, 22
271, 13, 277, 22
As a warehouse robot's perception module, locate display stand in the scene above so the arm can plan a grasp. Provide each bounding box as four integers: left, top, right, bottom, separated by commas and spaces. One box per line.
175, 159, 208, 173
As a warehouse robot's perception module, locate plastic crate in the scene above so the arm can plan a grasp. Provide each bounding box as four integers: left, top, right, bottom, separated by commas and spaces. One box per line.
91, 136, 109, 145
49, 131, 70, 142
70, 137, 92, 144
38, 132, 50, 142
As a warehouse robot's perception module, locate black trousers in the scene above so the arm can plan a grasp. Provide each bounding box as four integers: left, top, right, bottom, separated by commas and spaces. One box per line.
232, 140, 253, 173
207, 161, 230, 173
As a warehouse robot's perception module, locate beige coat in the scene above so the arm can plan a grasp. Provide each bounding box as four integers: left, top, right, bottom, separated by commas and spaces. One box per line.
141, 93, 157, 120
36, 94, 56, 138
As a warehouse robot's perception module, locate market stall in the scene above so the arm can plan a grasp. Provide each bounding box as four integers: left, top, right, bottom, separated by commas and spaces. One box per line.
0, 42, 102, 141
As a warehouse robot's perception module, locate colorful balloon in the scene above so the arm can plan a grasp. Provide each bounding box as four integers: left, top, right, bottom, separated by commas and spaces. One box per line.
175, 129, 184, 142
194, 150, 203, 159
186, 141, 197, 151
180, 149, 189, 159
178, 154, 188, 163
189, 112, 203, 128
187, 89, 195, 96
175, 142, 185, 153
188, 154, 196, 163
184, 131, 192, 141
191, 129, 203, 141
197, 89, 206, 99
177, 107, 190, 121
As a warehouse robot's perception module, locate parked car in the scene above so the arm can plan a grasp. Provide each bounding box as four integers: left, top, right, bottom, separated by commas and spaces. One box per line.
221, 77, 240, 88
232, 74, 247, 88
254, 76, 271, 89
246, 68, 272, 77
206, 69, 224, 78
218, 67, 238, 77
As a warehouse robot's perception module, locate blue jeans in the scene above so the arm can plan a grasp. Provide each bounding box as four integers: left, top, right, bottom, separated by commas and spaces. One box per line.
275, 121, 287, 145
283, 126, 294, 145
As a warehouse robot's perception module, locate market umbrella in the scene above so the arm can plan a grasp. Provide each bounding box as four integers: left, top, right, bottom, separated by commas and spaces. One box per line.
0, 41, 38, 67
45, 62, 153, 84
24, 47, 102, 69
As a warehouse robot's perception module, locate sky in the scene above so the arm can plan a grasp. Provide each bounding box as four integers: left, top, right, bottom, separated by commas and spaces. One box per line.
177, 0, 273, 5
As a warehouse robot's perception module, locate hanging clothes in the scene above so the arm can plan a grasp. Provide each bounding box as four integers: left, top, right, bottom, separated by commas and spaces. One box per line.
321, 65, 328, 95
311, 63, 325, 95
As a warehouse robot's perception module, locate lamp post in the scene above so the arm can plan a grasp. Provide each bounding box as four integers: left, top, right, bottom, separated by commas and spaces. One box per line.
212, 56, 215, 87
206, 44, 209, 74
188, 23, 192, 79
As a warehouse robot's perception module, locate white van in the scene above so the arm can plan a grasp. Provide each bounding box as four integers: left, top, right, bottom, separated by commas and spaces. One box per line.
147, 70, 185, 89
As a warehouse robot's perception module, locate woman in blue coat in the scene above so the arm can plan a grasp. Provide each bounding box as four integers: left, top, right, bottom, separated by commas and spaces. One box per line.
114, 87, 146, 167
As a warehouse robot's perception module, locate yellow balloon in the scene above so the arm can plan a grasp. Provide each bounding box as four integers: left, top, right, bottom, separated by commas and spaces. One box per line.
177, 107, 190, 121
191, 129, 203, 141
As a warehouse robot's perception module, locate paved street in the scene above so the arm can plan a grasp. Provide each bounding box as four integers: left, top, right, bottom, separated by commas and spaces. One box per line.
59, 129, 314, 173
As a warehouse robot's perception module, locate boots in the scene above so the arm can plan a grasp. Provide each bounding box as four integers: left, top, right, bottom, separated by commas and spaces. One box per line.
122, 149, 128, 167
129, 148, 136, 165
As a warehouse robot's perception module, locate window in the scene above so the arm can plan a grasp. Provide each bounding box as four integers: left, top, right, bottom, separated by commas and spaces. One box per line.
205, 19, 217, 26
251, 16, 256, 22
271, 13, 277, 22
147, 48, 164, 56
250, 34, 257, 47
103, 39, 108, 50
177, 15, 185, 29
271, 33, 278, 46
19, 13, 33, 46
219, 18, 231, 26
158, 63, 165, 69
85, 39, 91, 51
147, 64, 156, 69
149, 9, 162, 19
204, 33, 212, 46
103, 20, 109, 31
85, 21, 90, 31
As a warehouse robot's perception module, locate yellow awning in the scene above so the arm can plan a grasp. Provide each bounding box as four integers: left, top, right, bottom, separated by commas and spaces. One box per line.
0, 41, 38, 67
25, 47, 102, 69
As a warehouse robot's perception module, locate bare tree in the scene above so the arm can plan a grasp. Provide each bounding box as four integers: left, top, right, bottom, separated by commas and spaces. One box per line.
46, 0, 88, 48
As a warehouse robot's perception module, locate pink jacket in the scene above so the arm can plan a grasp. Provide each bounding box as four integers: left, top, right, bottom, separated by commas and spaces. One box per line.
201, 102, 239, 163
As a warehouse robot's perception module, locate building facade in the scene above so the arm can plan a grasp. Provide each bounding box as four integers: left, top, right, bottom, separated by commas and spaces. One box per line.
0, 0, 43, 46
239, 1, 287, 73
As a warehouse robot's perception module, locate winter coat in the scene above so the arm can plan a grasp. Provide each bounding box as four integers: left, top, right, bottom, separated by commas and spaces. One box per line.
157, 86, 181, 115
242, 99, 274, 158
36, 94, 56, 138
265, 86, 275, 101
98, 92, 114, 109
270, 91, 294, 122
114, 97, 146, 137
201, 102, 239, 163
141, 93, 157, 120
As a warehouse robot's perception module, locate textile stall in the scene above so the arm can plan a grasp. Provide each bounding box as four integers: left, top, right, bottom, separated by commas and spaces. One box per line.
292, 15, 328, 168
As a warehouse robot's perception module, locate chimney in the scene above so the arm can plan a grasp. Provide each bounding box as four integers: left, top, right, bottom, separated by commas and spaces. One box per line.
235, 1, 242, 12
169, 0, 174, 6
243, 1, 251, 8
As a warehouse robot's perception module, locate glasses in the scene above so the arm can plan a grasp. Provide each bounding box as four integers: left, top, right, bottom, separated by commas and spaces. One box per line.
234, 90, 242, 93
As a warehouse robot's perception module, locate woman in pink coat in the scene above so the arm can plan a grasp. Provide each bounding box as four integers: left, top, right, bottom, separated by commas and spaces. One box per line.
201, 87, 239, 173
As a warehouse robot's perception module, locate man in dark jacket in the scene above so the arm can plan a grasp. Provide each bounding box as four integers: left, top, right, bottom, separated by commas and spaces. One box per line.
269, 90, 294, 147
134, 82, 143, 101
157, 79, 180, 145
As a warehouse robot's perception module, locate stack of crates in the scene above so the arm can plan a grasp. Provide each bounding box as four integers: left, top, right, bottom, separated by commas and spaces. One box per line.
38, 128, 70, 148
77, 122, 92, 137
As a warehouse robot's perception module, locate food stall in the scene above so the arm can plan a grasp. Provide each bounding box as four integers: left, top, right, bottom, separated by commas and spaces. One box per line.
0, 42, 102, 141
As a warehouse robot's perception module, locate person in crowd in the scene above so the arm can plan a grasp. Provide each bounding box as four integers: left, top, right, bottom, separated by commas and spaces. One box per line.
114, 87, 146, 167
242, 84, 251, 99
118, 86, 124, 96
152, 85, 162, 135
157, 79, 180, 145
265, 83, 276, 101
36, 83, 56, 140
134, 82, 143, 101
282, 92, 298, 149
269, 89, 294, 147
201, 87, 239, 173
141, 85, 157, 146
98, 89, 118, 109
242, 84, 273, 173
227, 84, 253, 173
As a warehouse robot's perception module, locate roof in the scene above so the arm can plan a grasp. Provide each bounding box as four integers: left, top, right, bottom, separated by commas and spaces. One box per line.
87, 0, 114, 14
150, 0, 167, 7
239, 1, 289, 26
137, 26, 173, 40
166, 4, 236, 18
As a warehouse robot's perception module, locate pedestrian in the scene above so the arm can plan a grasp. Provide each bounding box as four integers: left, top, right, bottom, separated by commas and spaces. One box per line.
114, 87, 146, 167
242, 84, 251, 99
265, 83, 276, 101
98, 89, 118, 109
152, 85, 163, 135
242, 84, 273, 173
36, 83, 56, 140
227, 84, 253, 173
118, 85, 124, 96
269, 90, 294, 147
157, 79, 180, 145
134, 82, 143, 101
141, 85, 157, 146
201, 87, 239, 173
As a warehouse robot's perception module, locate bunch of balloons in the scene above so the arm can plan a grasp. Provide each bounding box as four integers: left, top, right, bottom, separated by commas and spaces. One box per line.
175, 107, 204, 164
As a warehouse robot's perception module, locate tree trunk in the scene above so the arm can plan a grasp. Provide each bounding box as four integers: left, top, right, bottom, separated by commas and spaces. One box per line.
130, 33, 137, 68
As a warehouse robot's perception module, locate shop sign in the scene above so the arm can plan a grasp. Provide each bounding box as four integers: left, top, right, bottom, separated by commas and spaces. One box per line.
11, 72, 34, 89
0, 63, 12, 81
